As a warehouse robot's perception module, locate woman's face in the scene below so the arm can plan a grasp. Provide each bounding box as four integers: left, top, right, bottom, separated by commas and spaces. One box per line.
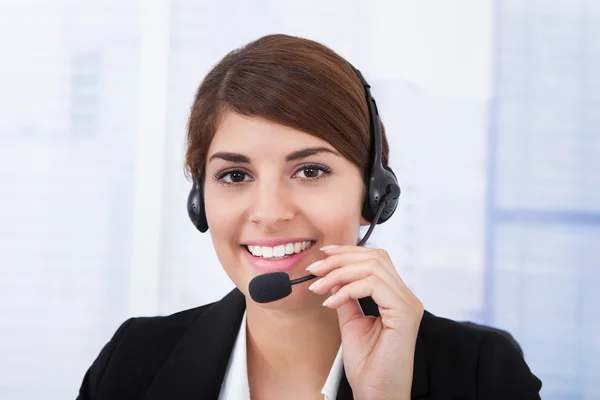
204, 111, 368, 308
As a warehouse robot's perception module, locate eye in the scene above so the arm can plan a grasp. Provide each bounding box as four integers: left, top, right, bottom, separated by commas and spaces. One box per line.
293, 164, 331, 180
216, 169, 251, 184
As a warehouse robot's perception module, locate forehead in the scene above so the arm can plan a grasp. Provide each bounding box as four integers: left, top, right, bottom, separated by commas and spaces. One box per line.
208, 112, 333, 156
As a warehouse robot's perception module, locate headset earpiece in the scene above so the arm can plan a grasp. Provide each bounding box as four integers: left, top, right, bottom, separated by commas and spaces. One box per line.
187, 180, 208, 232
351, 65, 401, 224
362, 165, 401, 224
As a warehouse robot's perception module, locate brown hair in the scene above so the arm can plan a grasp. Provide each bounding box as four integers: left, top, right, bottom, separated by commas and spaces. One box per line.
184, 34, 389, 183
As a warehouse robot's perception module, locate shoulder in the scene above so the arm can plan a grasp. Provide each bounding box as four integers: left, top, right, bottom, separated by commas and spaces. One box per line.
419, 310, 522, 358
116, 300, 217, 358
418, 311, 542, 399
77, 301, 216, 399
118, 301, 215, 345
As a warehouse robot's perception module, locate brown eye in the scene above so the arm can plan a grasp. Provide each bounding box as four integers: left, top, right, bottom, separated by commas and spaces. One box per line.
217, 169, 250, 184
293, 164, 331, 180
303, 166, 320, 178
229, 171, 246, 182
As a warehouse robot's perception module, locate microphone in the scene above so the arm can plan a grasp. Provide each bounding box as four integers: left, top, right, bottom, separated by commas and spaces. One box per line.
249, 273, 317, 303
247, 194, 392, 304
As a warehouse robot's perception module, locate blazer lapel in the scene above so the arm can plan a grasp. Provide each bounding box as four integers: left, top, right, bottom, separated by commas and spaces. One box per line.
143, 288, 246, 400
335, 297, 430, 400
142, 289, 430, 400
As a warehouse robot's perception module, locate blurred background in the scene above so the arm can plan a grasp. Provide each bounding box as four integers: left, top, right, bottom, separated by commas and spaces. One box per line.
1, 0, 599, 398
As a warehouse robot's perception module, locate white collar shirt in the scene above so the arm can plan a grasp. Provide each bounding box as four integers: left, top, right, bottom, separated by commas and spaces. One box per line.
218, 311, 344, 400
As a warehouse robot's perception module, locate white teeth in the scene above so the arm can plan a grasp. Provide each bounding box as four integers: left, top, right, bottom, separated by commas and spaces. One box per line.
245, 240, 314, 259
262, 246, 273, 258
273, 245, 285, 257
285, 243, 295, 255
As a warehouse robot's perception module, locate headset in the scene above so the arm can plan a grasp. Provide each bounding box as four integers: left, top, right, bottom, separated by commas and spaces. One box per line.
187, 63, 401, 235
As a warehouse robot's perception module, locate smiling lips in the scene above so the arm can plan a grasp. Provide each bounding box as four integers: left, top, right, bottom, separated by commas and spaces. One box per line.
242, 240, 315, 273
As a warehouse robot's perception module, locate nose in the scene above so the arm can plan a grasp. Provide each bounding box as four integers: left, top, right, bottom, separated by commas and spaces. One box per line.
248, 179, 295, 230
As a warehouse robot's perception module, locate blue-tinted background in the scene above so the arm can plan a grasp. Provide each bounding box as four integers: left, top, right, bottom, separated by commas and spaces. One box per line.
0, 1, 598, 399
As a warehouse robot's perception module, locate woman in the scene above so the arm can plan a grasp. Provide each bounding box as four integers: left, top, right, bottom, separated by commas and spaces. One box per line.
78, 34, 542, 400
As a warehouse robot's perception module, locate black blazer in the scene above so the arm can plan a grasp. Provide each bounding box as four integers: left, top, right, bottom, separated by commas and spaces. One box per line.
77, 288, 542, 400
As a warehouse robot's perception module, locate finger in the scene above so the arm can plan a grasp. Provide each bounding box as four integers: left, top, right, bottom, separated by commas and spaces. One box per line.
308, 249, 398, 278
330, 284, 342, 295
308, 254, 404, 295
317, 246, 400, 278
307, 251, 381, 276
323, 275, 401, 312
308, 260, 397, 296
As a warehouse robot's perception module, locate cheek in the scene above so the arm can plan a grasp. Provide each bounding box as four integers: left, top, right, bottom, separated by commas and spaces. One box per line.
301, 181, 364, 241
204, 187, 245, 247
204, 189, 249, 287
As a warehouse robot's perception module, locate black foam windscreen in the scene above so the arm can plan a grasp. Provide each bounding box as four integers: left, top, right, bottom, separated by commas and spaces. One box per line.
248, 272, 292, 303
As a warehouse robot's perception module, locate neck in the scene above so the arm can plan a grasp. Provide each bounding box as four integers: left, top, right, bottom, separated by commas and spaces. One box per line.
245, 297, 342, 393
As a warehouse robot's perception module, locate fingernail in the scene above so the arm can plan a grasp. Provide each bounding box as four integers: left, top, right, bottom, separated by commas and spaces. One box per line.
323, 294, 335, 307
306, 260, 323, 271
308, 278, 323, 291
320, 245, 339, 251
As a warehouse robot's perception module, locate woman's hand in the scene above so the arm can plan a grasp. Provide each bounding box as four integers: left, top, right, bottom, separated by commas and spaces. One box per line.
307, 245, 424, 400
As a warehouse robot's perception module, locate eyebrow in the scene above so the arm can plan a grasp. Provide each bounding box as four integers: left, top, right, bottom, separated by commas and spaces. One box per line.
208, 146, 340, 164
